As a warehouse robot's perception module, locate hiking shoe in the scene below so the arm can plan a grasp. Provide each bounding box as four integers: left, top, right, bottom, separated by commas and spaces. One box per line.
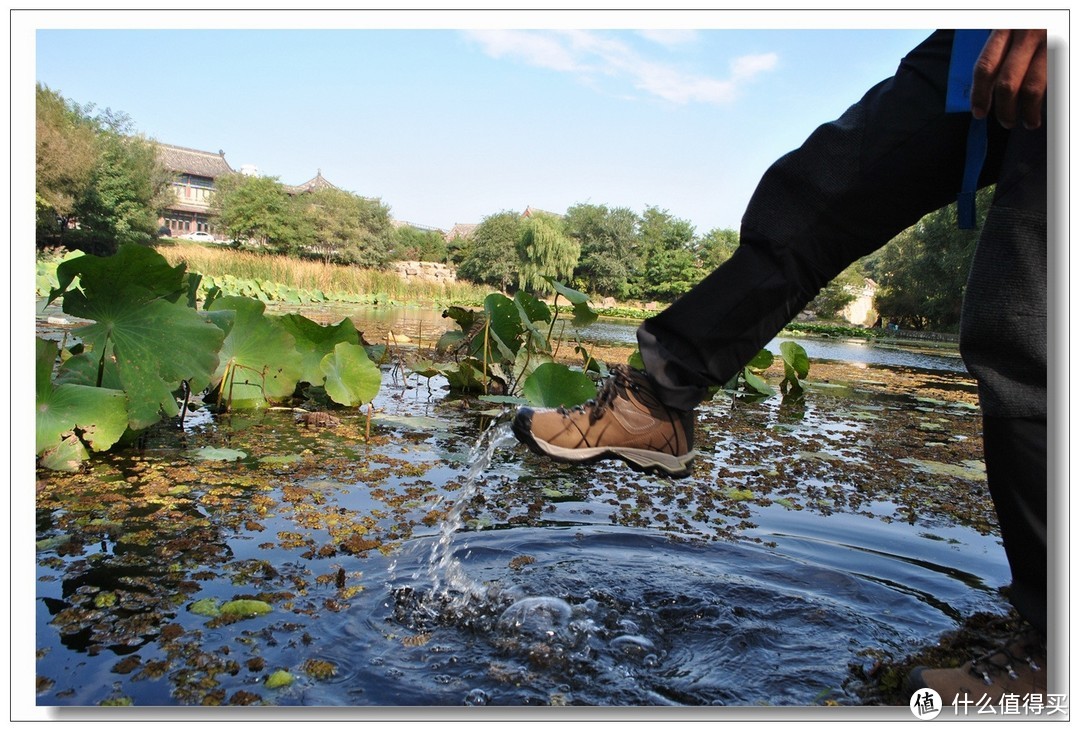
511, 364, 696, 478
907, 631, 1047, 707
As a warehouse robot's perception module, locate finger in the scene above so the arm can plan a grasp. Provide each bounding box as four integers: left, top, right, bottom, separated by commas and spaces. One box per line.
971, 30, 1011, 119
989, 30, 1046, 129
1019, 42, 1048, 129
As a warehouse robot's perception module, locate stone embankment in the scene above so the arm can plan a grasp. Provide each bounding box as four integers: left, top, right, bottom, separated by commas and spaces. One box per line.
391, 261, 457, 284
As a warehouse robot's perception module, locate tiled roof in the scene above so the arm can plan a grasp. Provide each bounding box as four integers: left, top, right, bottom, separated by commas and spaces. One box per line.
285, 170, 339, 195
157, 144, 234, 178
444, 222, 478, 241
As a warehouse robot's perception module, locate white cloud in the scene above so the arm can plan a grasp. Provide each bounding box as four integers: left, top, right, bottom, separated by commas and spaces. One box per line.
461, 29, 583, 73
463, 29, 776, 106
730, 52, 779, 80
636, 29, 700, 47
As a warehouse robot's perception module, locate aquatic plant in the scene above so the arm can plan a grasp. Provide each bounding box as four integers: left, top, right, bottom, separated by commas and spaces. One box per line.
38, 244, 386, 470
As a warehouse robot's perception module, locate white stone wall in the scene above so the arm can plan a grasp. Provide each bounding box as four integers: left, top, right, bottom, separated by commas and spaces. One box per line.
391, 261, 458, 284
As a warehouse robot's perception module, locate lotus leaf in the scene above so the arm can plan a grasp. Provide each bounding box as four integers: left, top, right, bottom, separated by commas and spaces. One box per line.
545, 278, 598, 327
483, 293, 524, 361
741, 367, 776, 397
279, 314, 361, 386
220, 599, 273, 617
521, 362, 597, 408
208, 296, 303, 409
320, 342, 382, 407
51, 244, 187, 306
780, 341, 810, 379
36, 339, 128, 466
265, 670, 294, 689
49, 248, 226, 429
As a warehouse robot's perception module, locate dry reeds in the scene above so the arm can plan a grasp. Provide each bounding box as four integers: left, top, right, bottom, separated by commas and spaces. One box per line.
156, 243, 487, 304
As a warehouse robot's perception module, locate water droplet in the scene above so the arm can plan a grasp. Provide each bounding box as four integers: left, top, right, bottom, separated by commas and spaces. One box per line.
498, 597, 573, 639
464, 688, 490, 706
610, 634, 655, 656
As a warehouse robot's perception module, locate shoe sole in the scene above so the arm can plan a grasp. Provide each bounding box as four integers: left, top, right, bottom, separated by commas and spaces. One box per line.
512, 416, 695, 479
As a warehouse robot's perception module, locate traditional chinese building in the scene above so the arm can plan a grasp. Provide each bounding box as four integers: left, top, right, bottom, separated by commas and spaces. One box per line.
156, 144, 234, 238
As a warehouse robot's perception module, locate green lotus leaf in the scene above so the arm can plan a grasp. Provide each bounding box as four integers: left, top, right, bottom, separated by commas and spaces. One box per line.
742, 366, 776, 396
747, 348, 775, 371
279, 314, 361, 386
52, 244, 188, 306
483, 293, 523, 361
779, 341, 810, 379
320, 342, 382, 407
65, 294, 225, 429
521, 362, 597, 408
36, 338, 128, 462
514, 290, 553, 353
47, 247, 226, 429
545, 278, 598, 327
208, 296, 303, 409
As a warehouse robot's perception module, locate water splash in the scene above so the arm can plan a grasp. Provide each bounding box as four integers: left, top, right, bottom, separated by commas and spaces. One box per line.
393, 418, 516, 619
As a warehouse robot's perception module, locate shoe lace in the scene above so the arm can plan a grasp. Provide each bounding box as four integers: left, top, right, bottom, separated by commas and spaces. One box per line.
558, 364, 640, 424
969, 632, 1044, 685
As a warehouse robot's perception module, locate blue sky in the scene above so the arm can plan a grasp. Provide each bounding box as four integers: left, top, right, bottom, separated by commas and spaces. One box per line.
20, 8, 1066, 235
24, 13, 949, 234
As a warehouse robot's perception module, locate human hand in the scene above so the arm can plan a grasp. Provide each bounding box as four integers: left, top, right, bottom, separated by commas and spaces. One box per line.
971, 29, 1047, 129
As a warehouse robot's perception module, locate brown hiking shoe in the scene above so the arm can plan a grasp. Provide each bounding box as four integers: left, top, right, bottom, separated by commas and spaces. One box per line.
908, 632, 1047, 709
511, 364, 696, 477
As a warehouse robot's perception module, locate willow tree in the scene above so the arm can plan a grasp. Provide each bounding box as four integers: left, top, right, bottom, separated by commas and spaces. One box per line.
517, 212, 579, 294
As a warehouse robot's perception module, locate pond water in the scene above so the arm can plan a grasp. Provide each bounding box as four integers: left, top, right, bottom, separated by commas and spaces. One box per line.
290, 304, 966, 374
34, 306, 1008, 709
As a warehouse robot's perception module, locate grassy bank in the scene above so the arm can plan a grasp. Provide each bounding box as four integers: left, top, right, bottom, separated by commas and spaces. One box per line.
155, 242, 490, 306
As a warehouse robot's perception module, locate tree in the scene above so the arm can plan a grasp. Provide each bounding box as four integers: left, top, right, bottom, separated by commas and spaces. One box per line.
809, 261, 865, 319
211, 173, 308, 253
391, 225, 448, 262
564, 203, 640, 298
868, 188, 992, 331
457, 211, 523, 291
36, 85, 172, 253
74, 125, 174, 250
517, 212, 579, 294
36, 84, 98, 243
630, 207, 700, 302
696, 227, 739, 270
301, 188, 394, 268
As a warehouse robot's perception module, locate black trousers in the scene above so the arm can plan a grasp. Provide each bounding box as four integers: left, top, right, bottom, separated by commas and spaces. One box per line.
638, 30, 1048, 633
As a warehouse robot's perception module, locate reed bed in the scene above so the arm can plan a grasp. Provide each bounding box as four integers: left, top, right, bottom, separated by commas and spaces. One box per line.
156, 243, 489, 304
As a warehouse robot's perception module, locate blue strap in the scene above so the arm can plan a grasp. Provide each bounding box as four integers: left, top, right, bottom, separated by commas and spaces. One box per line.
946, 29, 991, 229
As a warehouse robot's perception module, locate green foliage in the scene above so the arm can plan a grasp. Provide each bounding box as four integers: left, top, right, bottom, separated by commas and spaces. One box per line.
695, 227, 739, 270
779, 341, 810, 396
520, 362, 597, 407
38, 245, 387, 470
517, 212, 580, 294
456, 211, 523, 290
320, 342, 382, 407
36, 84, 172, 254
35, 84, 98, 236
303, 187, 394, 268
810, 262, 865, 320
629, 207, 703, 302
50, 245, 225, 429
868, 190, 992, 331
564, 203, 640, 298
391, 224, 449, 263
729, 342, 811, 399
211, 173, 309, 252
207, 296, 304, 409
36, 338, 128, 471
424, 281, 600, 408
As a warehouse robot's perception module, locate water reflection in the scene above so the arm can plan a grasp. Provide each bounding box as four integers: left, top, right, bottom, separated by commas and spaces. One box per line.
283, 303, 967, 374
